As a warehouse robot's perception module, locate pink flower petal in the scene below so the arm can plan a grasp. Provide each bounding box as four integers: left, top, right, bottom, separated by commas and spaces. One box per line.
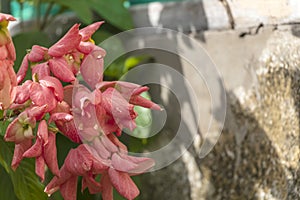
102, 88, 137, 131
48, 24, 81, 57
28, 45, 48, 62
43, 131, 60, 176
6, 60, 17, 87
14, 80, 32, 104
55, 119, 81, 143
0, 13, 16, 22
6, 41, 16, 61
97, 81, 161, 110
92, 137, 111, 159
11, 139, 32, 170
16, 55, 29, 84
60, 176, 78, 200
63, 85, 73, 106
82, 144, 110, 172
30, 82, 57, 112
49, 113, 73, 124
26, 105, 47, 121
79, 21, 104, 41
100, 172, 113, 200
100, 135, 118, 153
130, 95, 161, 110
64, 146, 92, 175
51, 101, 71, 114
23, 137, 43, 158
4, 117, 34, 143
40, 76, 64, 101
96, 81, 148, 97
111, 153, 137, 172
78, 127, 99, 142
37, 120, 48, 144
35, 155, 45, 182
32, 62, 50, 80
107, 133, 128, 152
0, 64, 14, 109
81, 174, 102, 194
48, 57, 75, 83
80, 46, 105, 89
44, 165, 72, 195
123, 154, 155, 174
77, 41, 95, 55
0, 45, 8, 60
108, 168, 140, 200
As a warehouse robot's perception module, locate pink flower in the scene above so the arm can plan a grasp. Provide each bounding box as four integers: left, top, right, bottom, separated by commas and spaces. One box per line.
0, 60, 17, 109
44, 145, 107, 200
4, 105, 48, 170
0, 13, 17, 109
16, 22, 105, 84
101, 87, 137, 132
0, 13, 16, 61
80, 46, 106, 89
4, 111, 36, 144
17, 24, 82, 83
50, 101, 82, 143
13, 76, 64, 113
45, 141, 154, 200
23, 120, 60, 181
79, 21, 104, 42
0, 15, 161, 200
97, 81, 161, 110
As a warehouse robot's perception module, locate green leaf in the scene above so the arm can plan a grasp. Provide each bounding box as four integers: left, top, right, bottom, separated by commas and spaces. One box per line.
0, 137, 47, 200
0, 165, 18, 200
13, 31, 51, 81
104, 55, 127, 80
124, 55, 155, 72
52, 0, 93, 24
0, 118, 11, 136
88, 0, 134, 30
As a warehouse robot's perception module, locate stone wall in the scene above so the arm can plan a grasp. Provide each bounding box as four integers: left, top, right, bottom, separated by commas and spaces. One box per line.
139, 26, 300, 200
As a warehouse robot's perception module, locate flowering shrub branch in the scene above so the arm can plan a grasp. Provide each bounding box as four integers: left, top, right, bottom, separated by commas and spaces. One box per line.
0, 12, 159, 200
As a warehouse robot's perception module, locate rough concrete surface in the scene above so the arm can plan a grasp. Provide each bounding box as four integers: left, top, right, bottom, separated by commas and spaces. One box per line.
139, 26, 300, 200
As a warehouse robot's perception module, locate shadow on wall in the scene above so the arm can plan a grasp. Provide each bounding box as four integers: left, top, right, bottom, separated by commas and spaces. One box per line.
120, 26, 225, 200
202, 94, 288, 199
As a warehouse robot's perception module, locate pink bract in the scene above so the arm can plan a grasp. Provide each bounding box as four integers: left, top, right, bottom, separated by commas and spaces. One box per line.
1, 17, 160, 200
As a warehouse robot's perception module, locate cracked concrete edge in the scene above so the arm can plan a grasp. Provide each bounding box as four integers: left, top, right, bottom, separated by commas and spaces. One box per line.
227, 0, 300, 29
129, 0, 230, 32
129, 0, 300, 32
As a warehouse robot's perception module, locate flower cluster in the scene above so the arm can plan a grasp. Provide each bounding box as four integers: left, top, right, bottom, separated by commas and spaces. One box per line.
0, 13, 160, 200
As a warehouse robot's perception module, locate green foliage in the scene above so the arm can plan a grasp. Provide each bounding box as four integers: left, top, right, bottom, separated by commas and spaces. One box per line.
0, 137, 47, 200
0, 165, 18, 200
104, 55, 155, 80
12, 31, 51, 76
12, 0, 133, 30
52, 0, 93, 24
124, 55, 154, 71
0, 118, 11, 136
87, 0, 134, 30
